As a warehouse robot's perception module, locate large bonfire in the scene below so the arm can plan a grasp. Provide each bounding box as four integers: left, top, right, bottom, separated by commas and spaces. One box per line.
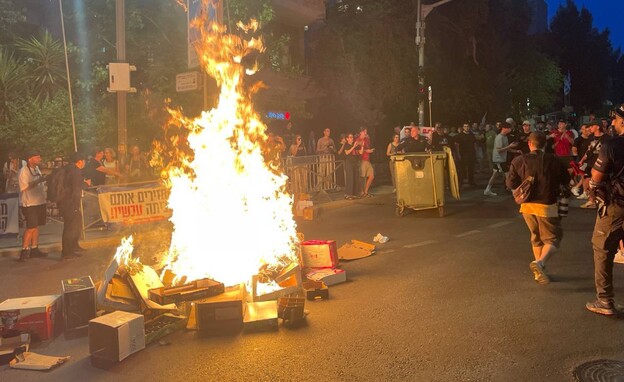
120, 15, 298, 287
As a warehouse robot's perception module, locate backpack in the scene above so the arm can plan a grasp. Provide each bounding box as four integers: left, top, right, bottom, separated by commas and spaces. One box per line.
46, 166, 69, 203
512, 154, 540, 205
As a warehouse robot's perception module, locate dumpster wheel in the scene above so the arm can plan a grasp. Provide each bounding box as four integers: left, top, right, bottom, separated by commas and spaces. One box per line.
438, 206, 445, 217
396, 200, 406, 217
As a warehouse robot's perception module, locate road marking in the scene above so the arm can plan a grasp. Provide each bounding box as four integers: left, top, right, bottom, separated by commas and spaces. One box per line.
377, 249, 396, 255
404, 240, 438, 248
487, 221, 513, 229
455, 230, 481, 238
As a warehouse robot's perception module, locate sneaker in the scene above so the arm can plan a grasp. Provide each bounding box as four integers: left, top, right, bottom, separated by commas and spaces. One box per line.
577, 192, 589, 200
571, 187, 581, 197
585, 300, 616, 316
483, 189, 497, 196
29, 247, 48, 258
529, 261, 550, 285
580, 201, 597, 209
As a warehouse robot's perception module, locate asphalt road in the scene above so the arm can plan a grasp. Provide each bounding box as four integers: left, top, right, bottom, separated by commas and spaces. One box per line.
1, 186, 623, 381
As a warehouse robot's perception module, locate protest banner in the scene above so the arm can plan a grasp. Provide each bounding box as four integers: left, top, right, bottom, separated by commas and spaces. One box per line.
98, 183, 171, 225
0, 193, 19, 237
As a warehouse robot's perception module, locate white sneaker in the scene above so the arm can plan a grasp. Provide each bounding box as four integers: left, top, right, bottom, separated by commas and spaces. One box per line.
484, 189, 497, 196
577, 192, 589, 200
571, 187, 581, 197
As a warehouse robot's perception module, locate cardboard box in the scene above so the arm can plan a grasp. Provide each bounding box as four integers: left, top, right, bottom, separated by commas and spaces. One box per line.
337, 240, 376, 261
62, 276, 96, 331
149, 278, 224, 306
89, 311, 145, 362
243, 301, 278, 332
300, 240, 339, 269
302, 207, 315, 220
195, 284, 247, 335
306, 268, 347, 286
144, 313, 187, 345
302, 280, 329, 300
0, 295, 62, 340
0, 333, 30, 365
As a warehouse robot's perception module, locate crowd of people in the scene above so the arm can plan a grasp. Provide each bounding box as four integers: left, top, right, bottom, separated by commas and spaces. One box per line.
0, 144, 156, 262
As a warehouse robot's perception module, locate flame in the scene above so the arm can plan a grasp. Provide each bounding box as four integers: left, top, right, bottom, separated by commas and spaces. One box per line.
113, 236, 140, 269
152, 15, 298, 286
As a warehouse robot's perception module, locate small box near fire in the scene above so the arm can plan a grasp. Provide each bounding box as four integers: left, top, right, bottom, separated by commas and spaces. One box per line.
195, 284, 247, 336
305, 268, 347, 286
302, 280, 329, 301
62, 276, 96, 331
243, 301, 278, 332
0, 295, 62, 341
300, 240, 339, 269
89, 311, 145, 363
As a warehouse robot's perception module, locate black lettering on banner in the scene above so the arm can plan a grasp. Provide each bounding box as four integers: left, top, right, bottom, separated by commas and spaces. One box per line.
0, 202, 8, 231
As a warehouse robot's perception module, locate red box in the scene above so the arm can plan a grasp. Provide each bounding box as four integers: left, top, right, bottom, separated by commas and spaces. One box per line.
300, 240, 339, 269
0, 295, 62, 340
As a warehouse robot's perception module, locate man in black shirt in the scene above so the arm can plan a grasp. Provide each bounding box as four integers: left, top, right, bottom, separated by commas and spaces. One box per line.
396, 126, 430, 153
431, 123, 450, 151
58, 152, 87, 260
506, 132, 569, 285
586, 104, 624, 315
84, 147, 122, 187
454, 123, 477, 186
515, 120, 533, 154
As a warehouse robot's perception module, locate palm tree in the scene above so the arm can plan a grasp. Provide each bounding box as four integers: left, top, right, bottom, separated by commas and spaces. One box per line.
0, 48, 27, 123
16, 30, 66, 102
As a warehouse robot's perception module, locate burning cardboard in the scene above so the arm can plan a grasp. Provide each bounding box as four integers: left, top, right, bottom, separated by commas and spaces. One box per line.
193, 283, 247, 336
148, 278, 224, 306
252, 264, 302, 302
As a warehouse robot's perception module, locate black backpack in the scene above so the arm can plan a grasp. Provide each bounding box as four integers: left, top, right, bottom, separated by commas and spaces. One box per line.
46, 166, 69, 203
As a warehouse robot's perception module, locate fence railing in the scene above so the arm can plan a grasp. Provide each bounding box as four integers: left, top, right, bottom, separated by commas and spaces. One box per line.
282, 154, 344, 195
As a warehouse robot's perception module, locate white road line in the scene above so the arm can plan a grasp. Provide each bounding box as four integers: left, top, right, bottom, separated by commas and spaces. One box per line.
488, 221, 513, 229
377, 249, 396, 255
455, 230, 481, 238
404, 240, 438, 248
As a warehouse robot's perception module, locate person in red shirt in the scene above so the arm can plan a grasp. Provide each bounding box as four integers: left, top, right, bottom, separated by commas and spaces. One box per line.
356, 127, 375, 197
550, 119, 574, 168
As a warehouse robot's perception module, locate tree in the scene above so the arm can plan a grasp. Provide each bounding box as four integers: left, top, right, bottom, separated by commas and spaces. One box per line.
546, 0, 619, 113
15, 31, 66, 102
0, 48, 27, 123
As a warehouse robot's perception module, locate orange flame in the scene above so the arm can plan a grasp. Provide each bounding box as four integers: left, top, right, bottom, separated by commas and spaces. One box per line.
154, 16, 298, 286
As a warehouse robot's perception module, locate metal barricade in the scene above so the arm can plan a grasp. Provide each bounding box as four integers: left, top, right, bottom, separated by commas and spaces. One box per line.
282, 154, 344, 195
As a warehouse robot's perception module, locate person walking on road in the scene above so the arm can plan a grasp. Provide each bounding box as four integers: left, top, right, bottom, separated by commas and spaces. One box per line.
586, 104, 624, 316
17, 150, 48, 261
454, 123, 477, 187
484, 122, 519, 196
506, 132, 569, 285
58, 152, 87, 260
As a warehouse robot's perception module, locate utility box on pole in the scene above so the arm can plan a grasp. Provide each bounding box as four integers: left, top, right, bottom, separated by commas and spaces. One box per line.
107, 63, 136, 93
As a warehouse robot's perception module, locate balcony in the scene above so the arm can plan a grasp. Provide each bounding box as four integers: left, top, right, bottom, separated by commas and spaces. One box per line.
271, 0, 326, 27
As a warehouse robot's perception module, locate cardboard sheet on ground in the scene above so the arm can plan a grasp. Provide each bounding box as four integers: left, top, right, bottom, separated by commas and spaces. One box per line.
337, 240, 375, 261
443, 146, 461, 200
9, 352, 70, 371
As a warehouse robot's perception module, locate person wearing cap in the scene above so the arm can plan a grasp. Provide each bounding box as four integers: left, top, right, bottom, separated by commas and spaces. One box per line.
17, 150, 48, 261
506, 132, 570, 285
484, 122, 519, 196
550, 119, 574, 167
578, 122, 607, 207
586, 104, 624, 315
58, 152, 88, 260
515, 120, 533, 154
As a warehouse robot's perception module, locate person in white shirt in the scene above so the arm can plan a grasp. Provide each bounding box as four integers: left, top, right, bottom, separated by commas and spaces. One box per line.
484, 122, 520, 196
17, 150, 48, 261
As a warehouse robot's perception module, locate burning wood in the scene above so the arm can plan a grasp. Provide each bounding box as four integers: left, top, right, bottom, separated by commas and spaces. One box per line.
251, 263, 302, 302
148, 278, 225, 306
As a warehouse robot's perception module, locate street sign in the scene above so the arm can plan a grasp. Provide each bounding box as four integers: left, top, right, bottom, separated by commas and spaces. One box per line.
176, 71, 201, 92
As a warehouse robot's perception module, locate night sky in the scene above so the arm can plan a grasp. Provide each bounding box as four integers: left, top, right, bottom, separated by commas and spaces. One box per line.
546, 0, 624, 51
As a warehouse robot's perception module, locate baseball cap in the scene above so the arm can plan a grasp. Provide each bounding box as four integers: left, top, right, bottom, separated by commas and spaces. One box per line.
522, 120, 531, 125
505, 117, 514, 124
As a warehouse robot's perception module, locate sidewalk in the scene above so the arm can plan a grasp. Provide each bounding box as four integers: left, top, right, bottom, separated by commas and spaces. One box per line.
0, 185, 397, 259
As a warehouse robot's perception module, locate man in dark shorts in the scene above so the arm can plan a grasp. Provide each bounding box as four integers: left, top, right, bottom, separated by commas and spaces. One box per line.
484, 122, 519, 196
17, 150, 48, 261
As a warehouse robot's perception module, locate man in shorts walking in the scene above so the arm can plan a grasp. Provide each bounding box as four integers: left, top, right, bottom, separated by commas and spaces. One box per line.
18, 150, 48, 261
484, 122, 519, 196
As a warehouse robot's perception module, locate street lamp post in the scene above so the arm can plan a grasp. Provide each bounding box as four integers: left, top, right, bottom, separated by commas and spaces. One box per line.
415, 0, 454, 127
116, 0, 128, 161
